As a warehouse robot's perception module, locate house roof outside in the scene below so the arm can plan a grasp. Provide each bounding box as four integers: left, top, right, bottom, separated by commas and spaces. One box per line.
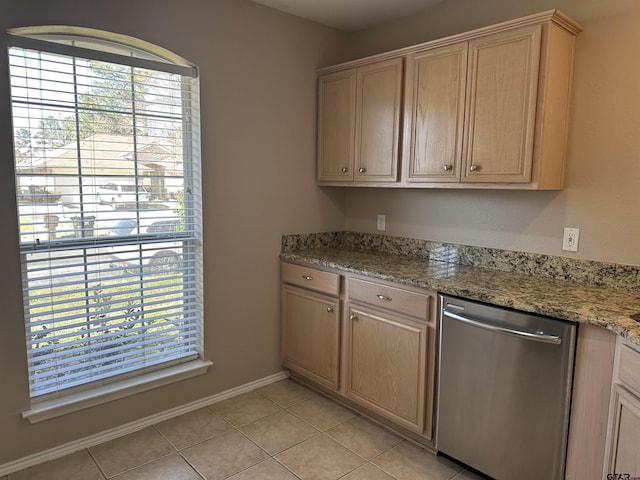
16, 133, 182, 177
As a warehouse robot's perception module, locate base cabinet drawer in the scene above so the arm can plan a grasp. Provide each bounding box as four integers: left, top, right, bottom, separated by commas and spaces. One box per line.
281, 285, 340, 390
344, 304, 428, 434
349, 277, 430, 319
282, 262, 340, 296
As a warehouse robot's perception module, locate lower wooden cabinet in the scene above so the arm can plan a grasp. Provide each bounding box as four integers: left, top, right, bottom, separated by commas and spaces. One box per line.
281, 284, 340, 390
607, 386, 640, 475
345, 304, 428, 433
281, 261, 436, 444
605, 341, 640, 477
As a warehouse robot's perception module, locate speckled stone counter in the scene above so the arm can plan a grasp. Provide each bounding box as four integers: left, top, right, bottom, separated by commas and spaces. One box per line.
280, 232, 640, 345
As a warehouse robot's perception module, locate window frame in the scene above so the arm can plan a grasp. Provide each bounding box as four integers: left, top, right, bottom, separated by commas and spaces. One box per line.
8, 27, 208, 420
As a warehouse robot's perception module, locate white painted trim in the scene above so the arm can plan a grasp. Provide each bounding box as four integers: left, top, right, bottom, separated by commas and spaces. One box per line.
0, 370, 289, 477
24, 360, 214, 423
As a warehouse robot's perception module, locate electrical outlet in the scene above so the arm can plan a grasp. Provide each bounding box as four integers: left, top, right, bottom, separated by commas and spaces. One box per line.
562, 227, 579, 252
377, 214, 386, 231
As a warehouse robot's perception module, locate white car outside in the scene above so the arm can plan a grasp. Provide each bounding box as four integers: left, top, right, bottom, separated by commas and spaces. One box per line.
97, 182, 151, 208
107, 218, 182, 273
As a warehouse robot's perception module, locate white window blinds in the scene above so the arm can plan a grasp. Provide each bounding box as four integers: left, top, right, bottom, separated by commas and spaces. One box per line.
8, 33, 203, 399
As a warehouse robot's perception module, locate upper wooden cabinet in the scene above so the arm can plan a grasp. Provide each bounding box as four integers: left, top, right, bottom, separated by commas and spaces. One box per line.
462, 26, 541, 183
317, 10, 582, 189
317, 69, 356, 181
405, 43, 468, 183
317, 58, 402, 183
405, 26, 543, 184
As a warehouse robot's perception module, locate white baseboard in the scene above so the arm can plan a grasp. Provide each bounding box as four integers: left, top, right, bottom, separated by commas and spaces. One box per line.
0, 370, 290, 477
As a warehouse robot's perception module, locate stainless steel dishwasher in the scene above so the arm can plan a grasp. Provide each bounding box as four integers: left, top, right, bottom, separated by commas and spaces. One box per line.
436, 295, 577, 480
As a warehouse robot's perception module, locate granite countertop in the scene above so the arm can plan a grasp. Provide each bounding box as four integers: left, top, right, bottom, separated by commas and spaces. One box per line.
281, 245, 640, 346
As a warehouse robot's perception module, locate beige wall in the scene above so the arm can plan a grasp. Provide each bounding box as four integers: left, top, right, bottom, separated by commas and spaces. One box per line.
2, 0, 639, 468
343, 0, 640, 266
0, 0, 347, 465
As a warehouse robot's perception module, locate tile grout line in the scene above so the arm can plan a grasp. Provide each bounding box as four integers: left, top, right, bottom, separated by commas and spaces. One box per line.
250, 383, 414, 480
175, 406, 280, 479
213, 418, 306, 479
101, 425, 180, 479
252, 386, 319, 410
176, 450, 207, 480
147, 424, 206, 480
104, 451, 178, 479
91, 424, 190, 480
151, 397, 274, 480
365, 441, 407, 480
240, 419, 324, 457
323, 417, 406, 460
279, 402, 410, 479
269, 454, 303, 480
84, 447, 108, 480
242, 383, 365, 479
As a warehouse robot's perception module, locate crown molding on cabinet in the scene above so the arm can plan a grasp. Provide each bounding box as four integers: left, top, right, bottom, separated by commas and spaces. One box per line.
318, 9, 582, 75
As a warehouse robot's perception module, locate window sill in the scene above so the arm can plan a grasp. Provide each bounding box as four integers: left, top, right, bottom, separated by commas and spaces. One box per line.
22, 359, 213, 424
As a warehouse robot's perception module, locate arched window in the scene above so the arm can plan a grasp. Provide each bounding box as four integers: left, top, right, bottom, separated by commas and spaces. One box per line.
8, 27, 206, 419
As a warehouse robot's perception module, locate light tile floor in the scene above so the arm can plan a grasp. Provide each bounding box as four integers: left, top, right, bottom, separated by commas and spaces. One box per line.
6, 379, 485, 480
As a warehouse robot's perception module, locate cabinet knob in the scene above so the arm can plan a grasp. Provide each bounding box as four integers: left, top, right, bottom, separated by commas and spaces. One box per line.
358, 167, 366, 173
376, 294, 392, 301
302, 275, 313, 281
326, 306, 334, 313
443, 164, 453, 172
469, 164, 479, 172
349, 313, 358, 321
341, 167, 348, 173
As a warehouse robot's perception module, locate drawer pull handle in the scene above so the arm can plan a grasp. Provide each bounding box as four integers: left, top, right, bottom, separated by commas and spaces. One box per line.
376, 294, 392, 301
302, 275, 313, 281
349, 313, 357, 321
326, 306, 334, 313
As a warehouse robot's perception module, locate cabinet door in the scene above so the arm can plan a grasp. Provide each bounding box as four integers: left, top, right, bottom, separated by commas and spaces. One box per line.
317, 69, 356, 182
463, 25, 542, 183
354, 58, 403, 182
282, 285, 340, 390
405, 43, 467, 182
606, 386, 640, 476
345, 304, 427, 433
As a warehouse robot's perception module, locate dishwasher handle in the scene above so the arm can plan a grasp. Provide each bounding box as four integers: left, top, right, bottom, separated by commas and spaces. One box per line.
443, 309, 562, 345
